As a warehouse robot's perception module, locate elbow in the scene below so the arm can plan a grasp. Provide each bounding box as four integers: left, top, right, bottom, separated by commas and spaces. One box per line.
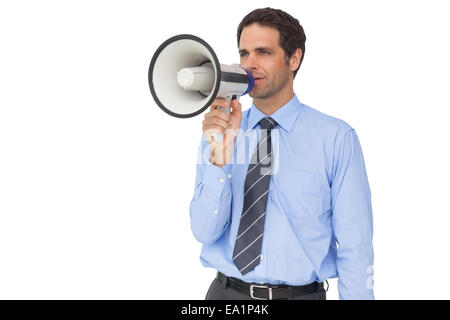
192, 231, 217, 245
190, 223, 218, 245
189, 193, 230, 245
189, 204, 217, 245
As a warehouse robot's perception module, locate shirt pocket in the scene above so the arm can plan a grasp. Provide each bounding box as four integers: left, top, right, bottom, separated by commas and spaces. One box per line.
274, 170, 322, 220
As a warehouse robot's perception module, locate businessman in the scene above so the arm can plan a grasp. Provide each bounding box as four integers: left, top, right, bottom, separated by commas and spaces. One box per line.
189, 7, 374, 300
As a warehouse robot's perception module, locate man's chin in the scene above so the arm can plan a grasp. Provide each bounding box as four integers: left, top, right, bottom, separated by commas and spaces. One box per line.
249, 90, 269, 100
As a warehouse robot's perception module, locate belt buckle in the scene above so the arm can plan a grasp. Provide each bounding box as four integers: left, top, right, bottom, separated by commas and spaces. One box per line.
250, 284, 272, 300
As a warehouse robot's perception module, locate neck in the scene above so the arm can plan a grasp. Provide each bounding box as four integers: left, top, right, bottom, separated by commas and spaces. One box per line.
253, 82, 294, 116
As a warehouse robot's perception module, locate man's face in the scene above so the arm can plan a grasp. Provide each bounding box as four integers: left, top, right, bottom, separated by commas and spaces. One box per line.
239, 23, 292, 100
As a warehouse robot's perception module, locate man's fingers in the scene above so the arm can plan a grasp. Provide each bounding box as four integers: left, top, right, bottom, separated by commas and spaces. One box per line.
209, 98, 231, 111
207, 116, 230, 129
231, 99, 242, 114
207, 99, 232, 121
205, 108, 231, 122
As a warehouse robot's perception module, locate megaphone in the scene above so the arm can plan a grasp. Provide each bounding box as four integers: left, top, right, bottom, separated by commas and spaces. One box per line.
148, 34, 254, 143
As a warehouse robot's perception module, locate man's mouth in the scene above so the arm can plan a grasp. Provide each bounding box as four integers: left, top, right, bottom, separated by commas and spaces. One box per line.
253, 76, 265, 84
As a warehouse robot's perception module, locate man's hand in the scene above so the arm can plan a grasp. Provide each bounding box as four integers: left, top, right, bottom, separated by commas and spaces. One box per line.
202, 97, 242, 167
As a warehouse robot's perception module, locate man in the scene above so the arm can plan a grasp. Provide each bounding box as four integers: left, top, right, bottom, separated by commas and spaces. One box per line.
189, 7, 374, 300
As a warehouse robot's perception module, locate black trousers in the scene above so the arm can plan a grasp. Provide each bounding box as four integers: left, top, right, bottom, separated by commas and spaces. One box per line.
205, 278, 327, 300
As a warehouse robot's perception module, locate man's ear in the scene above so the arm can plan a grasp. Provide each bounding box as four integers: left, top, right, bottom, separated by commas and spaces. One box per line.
289, 48, 302, 72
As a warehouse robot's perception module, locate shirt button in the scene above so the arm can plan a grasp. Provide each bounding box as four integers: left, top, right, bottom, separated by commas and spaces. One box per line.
219, 178, 224, 183
213, 210, 218, 214
227, 174, 232, 179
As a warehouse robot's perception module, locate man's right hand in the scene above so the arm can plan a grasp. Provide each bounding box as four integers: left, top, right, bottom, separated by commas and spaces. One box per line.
202, 97, 242, 167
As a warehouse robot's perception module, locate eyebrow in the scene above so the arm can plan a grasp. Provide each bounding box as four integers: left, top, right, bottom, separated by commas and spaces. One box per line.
239, 47, 272, 54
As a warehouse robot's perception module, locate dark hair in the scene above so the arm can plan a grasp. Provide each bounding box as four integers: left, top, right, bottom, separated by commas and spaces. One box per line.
237, 7, 306, 78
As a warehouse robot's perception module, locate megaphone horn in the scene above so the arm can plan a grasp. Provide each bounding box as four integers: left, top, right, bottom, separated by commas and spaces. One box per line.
148, 34, 254, 143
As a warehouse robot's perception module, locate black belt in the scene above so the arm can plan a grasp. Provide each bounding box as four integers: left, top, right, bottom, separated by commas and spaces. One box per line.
216, 272, 324, 300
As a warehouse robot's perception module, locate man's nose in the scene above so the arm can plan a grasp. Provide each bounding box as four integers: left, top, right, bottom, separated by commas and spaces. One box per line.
242, 53, 258, 71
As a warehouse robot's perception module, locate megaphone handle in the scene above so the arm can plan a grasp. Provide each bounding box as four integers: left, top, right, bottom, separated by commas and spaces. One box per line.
212, 106, 230, 144
212, 95, 236, 144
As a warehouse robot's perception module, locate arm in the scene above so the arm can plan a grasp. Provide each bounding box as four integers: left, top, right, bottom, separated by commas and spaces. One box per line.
331, 128, 375, 300
190, 98, 242, 244
189, 134, 233, 244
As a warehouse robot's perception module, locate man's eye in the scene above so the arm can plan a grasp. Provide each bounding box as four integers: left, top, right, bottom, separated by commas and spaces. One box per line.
261, 51, 270, 55
240, 53, 248, 58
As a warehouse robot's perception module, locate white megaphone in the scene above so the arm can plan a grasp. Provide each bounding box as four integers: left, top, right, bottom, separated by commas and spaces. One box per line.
148, 34, 254, 144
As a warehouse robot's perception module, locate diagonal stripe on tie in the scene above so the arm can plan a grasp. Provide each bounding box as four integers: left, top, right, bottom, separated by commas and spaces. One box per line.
236, 212, 266, 240
232, 117, 277, 275
244, 169, 272, 197
239, 255, 262, 274
241, 189, 269, 219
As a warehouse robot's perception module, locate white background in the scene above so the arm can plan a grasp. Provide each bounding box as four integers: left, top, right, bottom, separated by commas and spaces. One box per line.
1, 0, 449, 300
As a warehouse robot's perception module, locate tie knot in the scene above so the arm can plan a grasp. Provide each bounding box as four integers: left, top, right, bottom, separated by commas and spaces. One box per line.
259, 117, 277, 130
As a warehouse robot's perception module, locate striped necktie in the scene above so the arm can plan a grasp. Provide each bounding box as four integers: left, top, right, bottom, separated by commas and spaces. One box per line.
232, 117, 277, 275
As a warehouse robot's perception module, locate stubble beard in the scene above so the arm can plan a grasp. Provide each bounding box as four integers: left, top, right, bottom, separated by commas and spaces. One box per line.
249, 71, 291, 100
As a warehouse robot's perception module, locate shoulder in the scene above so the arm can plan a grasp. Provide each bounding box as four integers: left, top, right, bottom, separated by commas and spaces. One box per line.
299, 103, 354, 133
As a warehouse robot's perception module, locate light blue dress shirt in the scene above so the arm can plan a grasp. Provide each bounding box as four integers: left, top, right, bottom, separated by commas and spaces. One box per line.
189, 94, 374, 300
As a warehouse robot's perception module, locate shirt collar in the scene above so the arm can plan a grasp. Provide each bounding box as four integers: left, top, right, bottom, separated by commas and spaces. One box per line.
246, 94, 303, 133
